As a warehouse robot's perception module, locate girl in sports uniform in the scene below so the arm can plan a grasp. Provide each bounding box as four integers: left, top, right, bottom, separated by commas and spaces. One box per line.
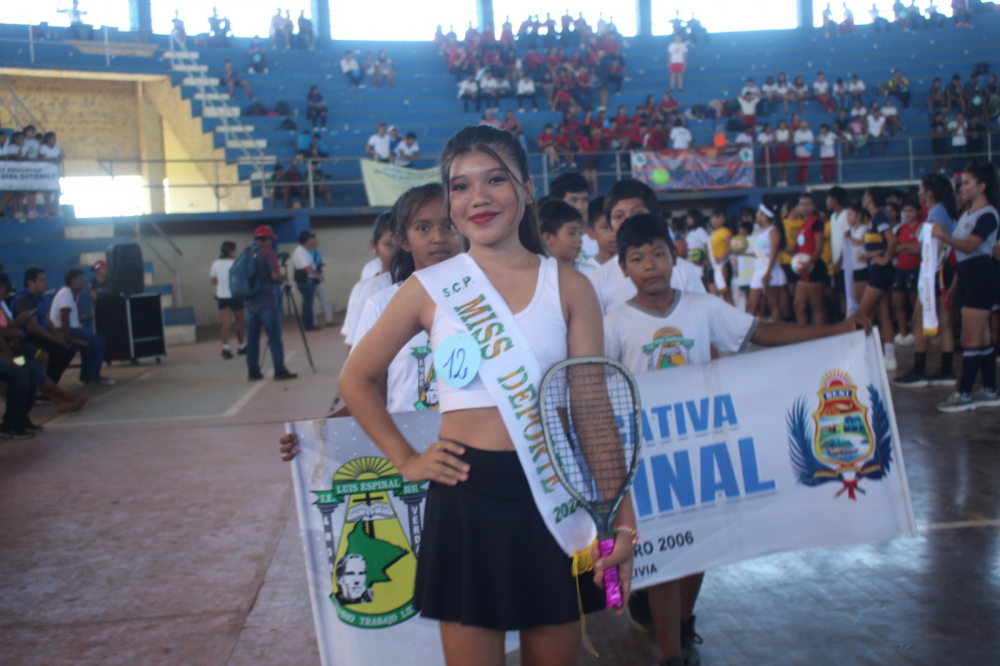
932, 163, 1000, 411
339, 126, 635, 665
847, 203, 869, 307
858, 186, 898, 370
747, 202, 789, 319
895, 173, 958, 387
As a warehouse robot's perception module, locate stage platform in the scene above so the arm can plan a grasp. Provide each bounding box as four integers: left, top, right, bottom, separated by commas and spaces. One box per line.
0, 323, 997, 665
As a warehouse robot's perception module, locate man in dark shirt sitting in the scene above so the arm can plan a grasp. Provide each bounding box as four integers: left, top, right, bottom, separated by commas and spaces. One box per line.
12, 268, 77, 384
245, 226, 297, 382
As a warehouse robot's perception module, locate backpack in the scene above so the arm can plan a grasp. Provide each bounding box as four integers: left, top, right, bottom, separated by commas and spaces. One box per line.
274, 101, 290, 116
246, 101, 266, 116
278, 118, 298, 131
972, 62, 990, 77
229, 244, 262, 298
725, 118, 743, 132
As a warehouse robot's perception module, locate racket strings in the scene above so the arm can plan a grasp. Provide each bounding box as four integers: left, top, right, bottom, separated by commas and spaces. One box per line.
543, 363, 638, 505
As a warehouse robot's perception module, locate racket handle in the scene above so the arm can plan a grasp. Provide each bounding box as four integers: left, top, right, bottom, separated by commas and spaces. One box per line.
598, 538, 623, 609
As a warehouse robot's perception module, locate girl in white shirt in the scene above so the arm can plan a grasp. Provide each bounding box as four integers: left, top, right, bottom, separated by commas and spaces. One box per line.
774, 120, 792, 187
775, 73, 792, 113
209, 241, 246, 358
747, 202, 788, 319
339, 125, 636, 661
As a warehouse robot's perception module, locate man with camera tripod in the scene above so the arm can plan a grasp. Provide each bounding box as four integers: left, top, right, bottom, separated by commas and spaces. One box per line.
246, 225, 297, 382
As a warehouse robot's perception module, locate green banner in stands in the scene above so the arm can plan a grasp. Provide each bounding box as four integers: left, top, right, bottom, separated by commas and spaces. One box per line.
360, 161, 439, 207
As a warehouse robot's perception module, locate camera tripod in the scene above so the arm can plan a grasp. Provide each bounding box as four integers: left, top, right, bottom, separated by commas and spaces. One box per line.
260, 264, 317, 373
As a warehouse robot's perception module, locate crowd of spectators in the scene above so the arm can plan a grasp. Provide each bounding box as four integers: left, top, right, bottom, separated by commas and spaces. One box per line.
0, 265, 119, 439
168, 7, 316, 51
0, 125, 64, 219
435, 14, 628, 115
339, 50, 397, 88
821, 0, 983, 36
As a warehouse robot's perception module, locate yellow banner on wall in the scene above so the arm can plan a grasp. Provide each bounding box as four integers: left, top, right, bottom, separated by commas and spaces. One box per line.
360, 161, 439, 207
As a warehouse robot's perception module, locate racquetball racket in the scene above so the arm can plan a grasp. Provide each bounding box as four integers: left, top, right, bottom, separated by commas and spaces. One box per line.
539, 357, 643, 609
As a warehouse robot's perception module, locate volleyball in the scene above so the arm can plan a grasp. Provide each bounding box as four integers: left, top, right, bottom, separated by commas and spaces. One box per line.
730, 235, 749, 254
791, 253, 812, 274
688, 248, 705, 263
652, 168, 671, 186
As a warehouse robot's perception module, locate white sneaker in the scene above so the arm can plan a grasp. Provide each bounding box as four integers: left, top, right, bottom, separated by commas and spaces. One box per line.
883, 344, 897, 371
894, 334, 905, 346
971, 391, 1000, 408
937, 392, 976, 413
901, 334, 914, 346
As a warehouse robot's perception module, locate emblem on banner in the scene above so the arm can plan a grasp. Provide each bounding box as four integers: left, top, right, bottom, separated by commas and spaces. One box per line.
410, 345, 439, 411
312, 456, 428, 627
786, 370, 893, 500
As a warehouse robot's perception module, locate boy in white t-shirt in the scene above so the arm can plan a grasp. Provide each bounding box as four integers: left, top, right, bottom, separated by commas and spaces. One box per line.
606, 214, 867, 666
394, 132, 422, 167
587, 180, 705, 316
667, 34, 688, 92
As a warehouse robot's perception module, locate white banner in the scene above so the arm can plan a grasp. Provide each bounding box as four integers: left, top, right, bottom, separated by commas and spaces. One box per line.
629, 330, 915, 586
288, 331, 915, 665
0, 161, 61, 191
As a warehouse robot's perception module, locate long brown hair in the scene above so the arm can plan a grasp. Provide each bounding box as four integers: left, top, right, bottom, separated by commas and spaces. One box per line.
389, 182, 445, 284
439, 125, 546, 256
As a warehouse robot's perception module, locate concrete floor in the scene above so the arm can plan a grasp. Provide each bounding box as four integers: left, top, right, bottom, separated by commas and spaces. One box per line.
1, 323, 997, 666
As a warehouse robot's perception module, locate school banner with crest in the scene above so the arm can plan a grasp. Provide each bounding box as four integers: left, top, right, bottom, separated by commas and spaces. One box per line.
631, 146, 755, 192
359, 160, 439, 207
626, 330, 915, 589
0, 161, 61, 191
289, 331, 915, 665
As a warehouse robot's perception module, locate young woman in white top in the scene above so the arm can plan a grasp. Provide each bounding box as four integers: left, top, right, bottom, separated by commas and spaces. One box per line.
774, 120, 792, 187
747, 202, 788, 319
279, 183, 463, 434
340, 214, 400, 347
209, 241, 246, 359
39, 131, 64, 217
339, 126, 635, 664
775, 73, 792, 113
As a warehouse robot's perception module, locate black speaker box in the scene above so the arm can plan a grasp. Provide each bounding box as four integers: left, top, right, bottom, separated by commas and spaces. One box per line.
106, 243, 145, 296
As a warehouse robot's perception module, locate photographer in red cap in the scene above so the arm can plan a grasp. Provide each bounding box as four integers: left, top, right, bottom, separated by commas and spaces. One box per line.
245, 225, 297, 381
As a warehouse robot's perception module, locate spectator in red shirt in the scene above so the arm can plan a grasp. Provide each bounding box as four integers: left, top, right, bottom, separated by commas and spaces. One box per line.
575, 66, 598, 110
464, 22, 479, 43
554, 124, 578, 168
613, 105, 630, 127
553, 84, 576, 113
524, 47, 545, 79
659, 92, 680, 116
499, 17, 514, 47
538, 123, 562, 170
502, 110, 522, 133
481, 23, 496, 49
891, 198, 922, 342
545, 47, 563, 76
578, 126, 603, 192
559, 110, 580, 134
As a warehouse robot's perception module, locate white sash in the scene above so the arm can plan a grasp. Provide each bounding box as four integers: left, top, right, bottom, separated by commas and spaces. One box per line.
415, 254, 597, 556
842, 231, 858, 316
917, 223, 940, 336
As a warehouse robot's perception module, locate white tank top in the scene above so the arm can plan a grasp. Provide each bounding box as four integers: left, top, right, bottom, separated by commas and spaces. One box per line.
754, 226, 774, 263
430, 255, 567, 413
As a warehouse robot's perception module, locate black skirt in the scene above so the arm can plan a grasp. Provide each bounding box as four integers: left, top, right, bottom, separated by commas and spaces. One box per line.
413, 446, 606, 631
